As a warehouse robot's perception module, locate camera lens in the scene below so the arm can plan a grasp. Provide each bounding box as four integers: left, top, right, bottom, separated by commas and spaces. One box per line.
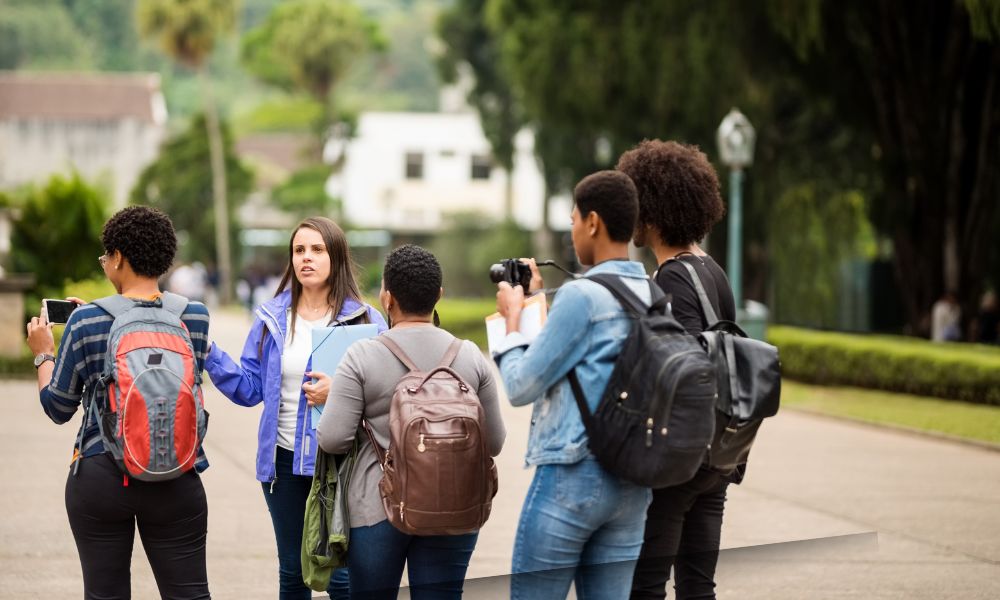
489, 264, 507, 284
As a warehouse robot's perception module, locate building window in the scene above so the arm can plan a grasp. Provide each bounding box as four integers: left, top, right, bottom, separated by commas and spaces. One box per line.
405, 152, 423, 180
471, 154, 492, 180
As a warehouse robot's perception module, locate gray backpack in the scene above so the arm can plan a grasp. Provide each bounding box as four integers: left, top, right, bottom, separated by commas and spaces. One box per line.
75, 293, 208, 481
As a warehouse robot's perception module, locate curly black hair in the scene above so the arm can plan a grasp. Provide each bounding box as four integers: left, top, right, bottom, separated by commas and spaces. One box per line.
616, 140, 725, 246
573, 170, 639, 243
383, 244, 442, 315
101, 206, 177, 278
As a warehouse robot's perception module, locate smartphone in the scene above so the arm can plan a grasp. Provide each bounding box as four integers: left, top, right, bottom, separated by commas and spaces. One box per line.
43, 299, 78, 325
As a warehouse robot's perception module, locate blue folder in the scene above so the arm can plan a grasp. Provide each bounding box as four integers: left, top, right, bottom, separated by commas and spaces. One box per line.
309, 323, 380, 428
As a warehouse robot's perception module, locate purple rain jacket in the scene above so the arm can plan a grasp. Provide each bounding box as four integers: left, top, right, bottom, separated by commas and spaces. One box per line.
205, 289, 387, 482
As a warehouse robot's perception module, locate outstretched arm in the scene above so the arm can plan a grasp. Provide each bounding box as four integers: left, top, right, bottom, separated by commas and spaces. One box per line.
204, 317, 268, 407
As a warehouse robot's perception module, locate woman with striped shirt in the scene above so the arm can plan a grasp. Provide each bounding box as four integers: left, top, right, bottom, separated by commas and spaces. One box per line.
26, 206, 212, 600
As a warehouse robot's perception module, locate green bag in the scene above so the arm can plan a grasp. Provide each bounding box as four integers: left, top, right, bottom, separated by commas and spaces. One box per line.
301, 439, 357, 592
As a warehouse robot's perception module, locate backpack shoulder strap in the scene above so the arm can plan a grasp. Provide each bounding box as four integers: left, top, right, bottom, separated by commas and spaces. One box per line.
437, 338, 464, 369
586, 273, 666, 316
91, 294, 136, 319
376, 336, 419, 371
668, 257, 720, 326
159, 291, 189, 318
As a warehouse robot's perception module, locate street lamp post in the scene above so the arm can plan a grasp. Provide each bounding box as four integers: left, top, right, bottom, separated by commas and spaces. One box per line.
716, 108, 756, 313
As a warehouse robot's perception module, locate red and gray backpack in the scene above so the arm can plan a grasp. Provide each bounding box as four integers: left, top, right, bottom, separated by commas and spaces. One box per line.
74, 292, 208, 481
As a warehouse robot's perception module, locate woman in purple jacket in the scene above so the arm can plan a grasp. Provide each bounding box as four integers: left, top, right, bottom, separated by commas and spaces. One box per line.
205, 217, 386, 599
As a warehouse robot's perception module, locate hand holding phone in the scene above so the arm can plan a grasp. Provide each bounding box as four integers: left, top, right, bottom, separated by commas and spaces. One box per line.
42, 299, 78, 325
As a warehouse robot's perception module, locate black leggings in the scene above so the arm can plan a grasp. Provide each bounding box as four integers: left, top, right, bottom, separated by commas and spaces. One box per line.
65, 454, 210, 600
630, 468, 729, 600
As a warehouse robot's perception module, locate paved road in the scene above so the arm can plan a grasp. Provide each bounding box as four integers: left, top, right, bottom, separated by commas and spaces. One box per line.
2, 309, 998, 599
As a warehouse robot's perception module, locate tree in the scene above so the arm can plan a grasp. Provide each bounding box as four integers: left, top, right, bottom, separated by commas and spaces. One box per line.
0, 0, 93, 69
7, 173, 108, 296
271, 165, 337, 219
131, 114, 253, 269
487, 0, 1000, 334
437, 0, 525, 219
241, 0, 382, 148
764, 0, 1000, 334
137, 0, 238, 303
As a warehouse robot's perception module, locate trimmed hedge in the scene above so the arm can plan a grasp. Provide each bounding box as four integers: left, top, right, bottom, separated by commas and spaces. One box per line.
768, 326, 1000, 406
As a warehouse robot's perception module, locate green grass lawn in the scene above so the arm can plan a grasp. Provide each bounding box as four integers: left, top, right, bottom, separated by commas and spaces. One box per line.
782, 380, 1000, 445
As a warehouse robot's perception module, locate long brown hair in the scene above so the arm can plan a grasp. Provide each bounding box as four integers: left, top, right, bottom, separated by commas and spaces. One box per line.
275, 217, 364, 341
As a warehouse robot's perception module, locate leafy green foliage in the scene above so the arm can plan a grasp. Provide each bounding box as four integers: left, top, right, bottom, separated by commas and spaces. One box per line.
271, 165, 335, 218
136, 0, 236, 69
770, 185, 876, 327
769, 326, 1000, 406
8, 173, 109, 297
0, 0, 94, 69
758, 0, 1000, 333
241, 0, 382, 102
437, 0, 523, 172
234, 96, 325, 134
130, 114, 253, 264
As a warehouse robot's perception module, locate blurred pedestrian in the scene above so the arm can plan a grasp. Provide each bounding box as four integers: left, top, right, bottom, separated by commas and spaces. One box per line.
931, 291, 962, 342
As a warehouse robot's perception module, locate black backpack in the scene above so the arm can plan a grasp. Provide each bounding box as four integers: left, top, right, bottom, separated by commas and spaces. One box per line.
670, 259, 781, 472
567, 274, 717, 488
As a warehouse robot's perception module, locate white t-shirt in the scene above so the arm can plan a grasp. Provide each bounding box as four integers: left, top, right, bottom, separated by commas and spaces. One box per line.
277, 309, 331, 450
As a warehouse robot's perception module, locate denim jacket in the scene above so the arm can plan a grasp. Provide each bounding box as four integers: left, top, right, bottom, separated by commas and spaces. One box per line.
205, 290, 387, 482
494, 260, 651, 466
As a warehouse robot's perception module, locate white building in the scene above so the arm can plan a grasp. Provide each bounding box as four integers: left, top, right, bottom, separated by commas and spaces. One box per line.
326, 111, 547, 233
0, 71, 167, 206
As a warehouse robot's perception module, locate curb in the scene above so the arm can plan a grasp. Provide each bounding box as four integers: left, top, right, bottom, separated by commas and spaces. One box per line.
785, 406, 1000, 454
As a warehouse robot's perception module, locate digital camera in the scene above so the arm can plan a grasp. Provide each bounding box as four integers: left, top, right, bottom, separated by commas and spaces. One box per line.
489, 258, 533, 290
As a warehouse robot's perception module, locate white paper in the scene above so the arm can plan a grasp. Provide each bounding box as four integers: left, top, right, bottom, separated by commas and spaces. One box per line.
485, 294, 548, 354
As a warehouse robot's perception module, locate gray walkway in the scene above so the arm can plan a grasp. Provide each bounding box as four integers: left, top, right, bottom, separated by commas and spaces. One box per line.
2, 309, 998, 598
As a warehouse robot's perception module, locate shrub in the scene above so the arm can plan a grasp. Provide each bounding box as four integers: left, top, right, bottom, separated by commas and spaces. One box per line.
768, 326, 1000, 406
9, 172, 108, 298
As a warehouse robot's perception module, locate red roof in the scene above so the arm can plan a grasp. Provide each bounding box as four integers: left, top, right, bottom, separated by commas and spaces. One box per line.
0, 71, 165, 124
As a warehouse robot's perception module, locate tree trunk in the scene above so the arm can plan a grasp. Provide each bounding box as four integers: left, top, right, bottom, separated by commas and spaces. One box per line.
199, 70, 232, 305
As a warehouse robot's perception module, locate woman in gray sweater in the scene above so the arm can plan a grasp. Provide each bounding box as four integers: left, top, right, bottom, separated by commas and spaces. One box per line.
317, 244, 506, 599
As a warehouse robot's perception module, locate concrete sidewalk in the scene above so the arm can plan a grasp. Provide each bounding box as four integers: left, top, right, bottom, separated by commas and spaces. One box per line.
2, 309, 998, 598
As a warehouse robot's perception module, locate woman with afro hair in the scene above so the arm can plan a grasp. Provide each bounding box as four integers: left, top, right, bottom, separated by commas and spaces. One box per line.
617, 140, 737, 600
26, 205, 213, 599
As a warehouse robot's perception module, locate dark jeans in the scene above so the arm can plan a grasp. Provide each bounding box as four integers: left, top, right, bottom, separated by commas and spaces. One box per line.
262, 447, 349, 600
348, 519, 478, 600
65, 453, 210, 600
630, 468, 730, 600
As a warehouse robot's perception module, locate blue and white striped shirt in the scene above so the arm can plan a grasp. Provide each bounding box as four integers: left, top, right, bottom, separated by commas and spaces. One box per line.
39, 297, 211, 470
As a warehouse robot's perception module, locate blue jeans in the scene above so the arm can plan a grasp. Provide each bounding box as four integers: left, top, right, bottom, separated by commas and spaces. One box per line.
348, 519, 478, 600
511, 458, 652, 600
261, 447, 349, 599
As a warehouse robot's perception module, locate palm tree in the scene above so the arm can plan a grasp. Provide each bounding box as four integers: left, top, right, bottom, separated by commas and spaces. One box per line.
137, 0, 237, 304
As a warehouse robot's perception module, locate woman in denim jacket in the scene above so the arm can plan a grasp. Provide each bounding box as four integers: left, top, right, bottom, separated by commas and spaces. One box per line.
205, 217, 386, 599
494, 171, 653, 600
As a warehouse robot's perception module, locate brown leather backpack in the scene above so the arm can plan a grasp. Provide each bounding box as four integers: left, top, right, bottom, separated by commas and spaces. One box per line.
362, 336, 498, 536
